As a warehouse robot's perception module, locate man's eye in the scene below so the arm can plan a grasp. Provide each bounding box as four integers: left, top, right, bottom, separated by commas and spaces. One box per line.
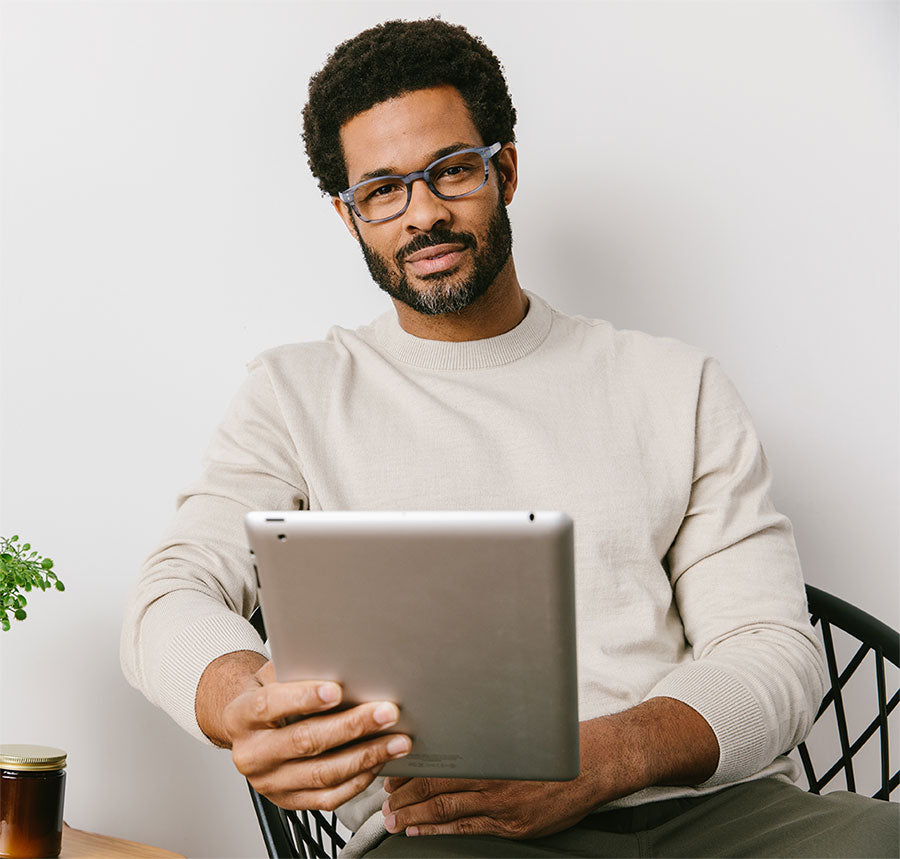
438, 164, 471, 179
363, 182, 404, 202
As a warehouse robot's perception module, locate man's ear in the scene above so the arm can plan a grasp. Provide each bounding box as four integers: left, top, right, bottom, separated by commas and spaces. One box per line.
332, 197, 360, 241
497, 143, 518, 205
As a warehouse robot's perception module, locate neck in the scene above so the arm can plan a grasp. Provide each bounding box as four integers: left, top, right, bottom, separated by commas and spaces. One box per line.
392, 257, 528, 342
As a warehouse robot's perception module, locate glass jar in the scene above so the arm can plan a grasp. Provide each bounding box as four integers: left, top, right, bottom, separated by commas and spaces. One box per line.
0, 745, 67, 858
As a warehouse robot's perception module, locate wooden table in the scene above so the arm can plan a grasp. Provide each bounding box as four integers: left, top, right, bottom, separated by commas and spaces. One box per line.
60, 824, 185, 858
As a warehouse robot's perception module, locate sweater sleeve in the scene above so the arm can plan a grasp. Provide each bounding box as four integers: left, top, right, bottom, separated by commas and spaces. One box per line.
647, 358, 826, 786
120, 358, 309, 742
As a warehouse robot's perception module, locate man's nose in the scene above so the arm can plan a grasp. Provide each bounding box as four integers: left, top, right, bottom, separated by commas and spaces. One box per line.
401, 178, 451, 233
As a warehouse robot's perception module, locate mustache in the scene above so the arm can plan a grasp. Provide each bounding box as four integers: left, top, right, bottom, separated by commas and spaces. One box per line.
395, 229, 476, 266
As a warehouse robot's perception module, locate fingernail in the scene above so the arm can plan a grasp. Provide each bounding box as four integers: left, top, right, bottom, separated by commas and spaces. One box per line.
381, 798, 391, 815
387, 736, 410, 757
373, 702, 399, 726
318, 683, 340, 703
406, 826, 419, 837
383, 813, 397, 831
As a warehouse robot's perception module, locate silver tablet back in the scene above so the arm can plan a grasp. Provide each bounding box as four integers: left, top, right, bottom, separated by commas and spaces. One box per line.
246, 510, 579, 780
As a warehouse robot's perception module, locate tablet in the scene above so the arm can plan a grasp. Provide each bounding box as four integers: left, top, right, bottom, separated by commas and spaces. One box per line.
245, 510, 579, 780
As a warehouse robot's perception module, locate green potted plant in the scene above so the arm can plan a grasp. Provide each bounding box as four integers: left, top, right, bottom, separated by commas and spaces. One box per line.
1, 535, 65, 631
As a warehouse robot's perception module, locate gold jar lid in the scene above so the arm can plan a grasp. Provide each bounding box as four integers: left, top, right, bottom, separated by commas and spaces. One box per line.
0, 744, 67, 771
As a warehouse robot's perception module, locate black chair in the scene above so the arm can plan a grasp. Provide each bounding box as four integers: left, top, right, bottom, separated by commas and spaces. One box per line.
793, 585, 898, 799
246, 585, 899, 858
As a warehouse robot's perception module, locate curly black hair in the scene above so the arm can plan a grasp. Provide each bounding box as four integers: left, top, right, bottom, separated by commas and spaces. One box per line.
302, 18, 517, 197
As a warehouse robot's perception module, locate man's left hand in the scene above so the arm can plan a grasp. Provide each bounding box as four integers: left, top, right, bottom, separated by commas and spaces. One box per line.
380, 699, 720, 839
381, 775, 593, 839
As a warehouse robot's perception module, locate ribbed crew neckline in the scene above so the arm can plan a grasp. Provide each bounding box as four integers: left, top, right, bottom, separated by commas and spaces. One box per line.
370, 290, 552, 370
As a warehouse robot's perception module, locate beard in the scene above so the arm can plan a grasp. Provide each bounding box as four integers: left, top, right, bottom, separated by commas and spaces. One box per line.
352, 192, 514, 316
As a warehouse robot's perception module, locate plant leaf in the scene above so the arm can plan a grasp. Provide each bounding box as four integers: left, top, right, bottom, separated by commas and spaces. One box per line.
0, 536, 65, 623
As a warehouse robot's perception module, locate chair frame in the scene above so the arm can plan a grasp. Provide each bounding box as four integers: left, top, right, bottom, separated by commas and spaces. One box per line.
796, 584, 898, 800
246, 585, 899, 858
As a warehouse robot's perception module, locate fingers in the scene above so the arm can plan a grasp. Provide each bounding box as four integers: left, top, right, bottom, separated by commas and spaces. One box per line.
233, 700, 409, 775
383, 776, 411, 793
259, 731, 410, 797
382, 778, 486, 834
267, 701, 404, 763
232, 697, 412, 810
382, 780, 579, 841
225, 670, 413, 812
228, 679, 344, 732
386, 777, 484, 810
402, 817, 496, 838
382, 787, 486, 835
276, 766, 384, 813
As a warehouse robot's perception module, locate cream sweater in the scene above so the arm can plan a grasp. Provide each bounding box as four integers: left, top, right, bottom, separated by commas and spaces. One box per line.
121, 291, 825, 846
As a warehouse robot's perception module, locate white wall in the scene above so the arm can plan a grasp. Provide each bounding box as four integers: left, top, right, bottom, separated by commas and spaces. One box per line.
1, 1, 896, 856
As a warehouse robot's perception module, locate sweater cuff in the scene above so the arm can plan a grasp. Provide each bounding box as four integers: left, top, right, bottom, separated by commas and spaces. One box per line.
155, 611, 268, 744
646, 662, 769, 786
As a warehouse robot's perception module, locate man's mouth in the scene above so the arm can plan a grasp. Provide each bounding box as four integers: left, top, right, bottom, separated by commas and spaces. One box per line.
402, 243, 467, 276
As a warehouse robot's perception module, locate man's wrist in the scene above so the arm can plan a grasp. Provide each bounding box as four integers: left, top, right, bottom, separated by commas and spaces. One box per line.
195, 650, 268, 748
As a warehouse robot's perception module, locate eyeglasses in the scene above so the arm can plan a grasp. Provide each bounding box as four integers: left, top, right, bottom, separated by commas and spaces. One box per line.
338, 142, 502, 224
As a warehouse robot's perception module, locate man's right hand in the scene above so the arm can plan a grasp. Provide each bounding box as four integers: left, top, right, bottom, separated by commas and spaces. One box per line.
197, 652, 411, 811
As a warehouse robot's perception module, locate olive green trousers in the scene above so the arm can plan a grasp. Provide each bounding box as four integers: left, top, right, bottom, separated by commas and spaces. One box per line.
366, 778, 899, 858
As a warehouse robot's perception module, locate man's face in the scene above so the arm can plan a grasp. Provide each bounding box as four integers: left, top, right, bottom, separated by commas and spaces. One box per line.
334, 86, 517, 316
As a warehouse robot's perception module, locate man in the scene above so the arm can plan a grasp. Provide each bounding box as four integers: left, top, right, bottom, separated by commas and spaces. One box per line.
121, 18, 898, 857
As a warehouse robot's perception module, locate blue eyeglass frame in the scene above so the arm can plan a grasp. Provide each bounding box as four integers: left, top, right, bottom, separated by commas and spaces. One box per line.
338, 142, 502, 224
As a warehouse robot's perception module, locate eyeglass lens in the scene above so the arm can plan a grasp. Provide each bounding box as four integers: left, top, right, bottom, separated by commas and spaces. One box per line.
353, 150, 488, 221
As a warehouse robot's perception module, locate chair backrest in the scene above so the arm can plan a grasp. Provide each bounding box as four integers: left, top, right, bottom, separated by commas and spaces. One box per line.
246, 587, 900, 857
794, 585, 899, 800
246, 787, 347, 859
